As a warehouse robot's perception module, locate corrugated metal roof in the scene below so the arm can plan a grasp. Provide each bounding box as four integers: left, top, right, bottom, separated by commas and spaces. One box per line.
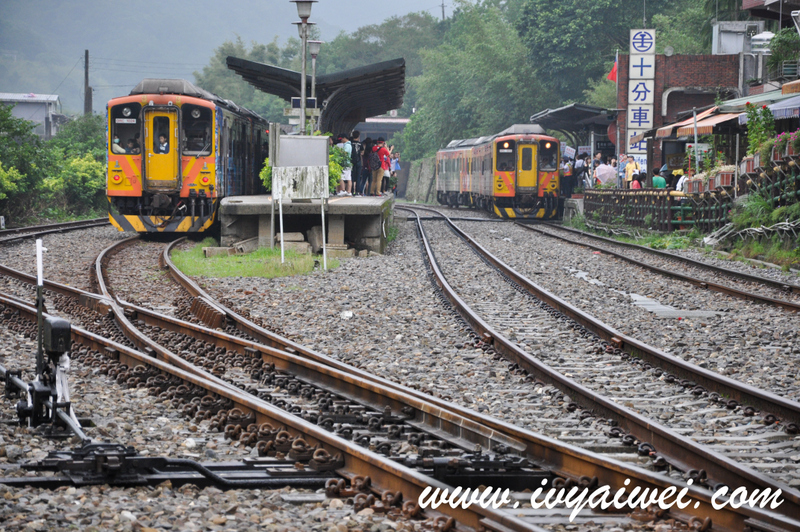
226, 56, 405, 134
0, 93, 60, 103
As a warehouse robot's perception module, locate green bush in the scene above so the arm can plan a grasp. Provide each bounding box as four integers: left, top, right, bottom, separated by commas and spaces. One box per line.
44, 153, 106, 212
259, 157, 273, 191
0, 162, 23, 201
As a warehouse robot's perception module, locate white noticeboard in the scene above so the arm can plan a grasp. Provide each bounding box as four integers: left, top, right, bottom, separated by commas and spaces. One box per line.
272, 166, 329, 201
0, 216, 5, 229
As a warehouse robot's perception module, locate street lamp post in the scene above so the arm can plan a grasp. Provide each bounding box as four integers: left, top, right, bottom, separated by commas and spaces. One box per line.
291, 0, 317, 134
308, 40, 322, 131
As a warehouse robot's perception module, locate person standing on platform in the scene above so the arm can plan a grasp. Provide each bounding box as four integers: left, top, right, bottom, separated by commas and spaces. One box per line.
617, 154, 628, 188
361, 138, 374, 195
350, 131, 363, 197
624, 157, 641, 188
369, 138, 391, 196
335, 134, 353, 196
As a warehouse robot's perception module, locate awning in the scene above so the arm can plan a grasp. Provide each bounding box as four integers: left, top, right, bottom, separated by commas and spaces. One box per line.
655, 107, 716, 139
529, 103, 616, 134
675, 113, 740, 136
738, 93, 800, 124
718, 90, 795, 113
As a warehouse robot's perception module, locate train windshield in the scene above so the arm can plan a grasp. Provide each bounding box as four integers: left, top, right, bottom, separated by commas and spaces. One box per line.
538, 140, 558, 171
110, 103, 142, 154
496, 140, 515, 171
182, 104, 213, 156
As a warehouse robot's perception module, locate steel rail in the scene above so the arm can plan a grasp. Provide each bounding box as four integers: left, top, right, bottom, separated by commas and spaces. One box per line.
0, 241, 795, 528
541, 222, 800, 295
398, 205, 800, 523
159, 230, 800, 530
0, 218, 110, 244
0, 294, 518, 531
515, 222, 800, 311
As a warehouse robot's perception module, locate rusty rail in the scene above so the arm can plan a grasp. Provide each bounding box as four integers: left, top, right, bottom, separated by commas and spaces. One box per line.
0, 233, 797, 529
398, 205, 800, 524
0, 218, 110, 244
514, 223, 800, 312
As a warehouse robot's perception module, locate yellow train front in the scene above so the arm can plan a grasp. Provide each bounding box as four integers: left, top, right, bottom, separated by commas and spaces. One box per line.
107, 79, 268, 233
436, 125, 562, 219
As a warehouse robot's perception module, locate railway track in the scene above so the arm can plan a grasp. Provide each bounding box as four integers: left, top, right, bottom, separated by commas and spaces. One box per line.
0, 218, 109, 245
515, 222, 800, 312
399, 205, 800, 526
0, 226, 793, 528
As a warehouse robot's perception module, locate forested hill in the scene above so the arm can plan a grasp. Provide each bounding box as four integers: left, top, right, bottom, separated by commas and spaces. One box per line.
0, 0, 434, 113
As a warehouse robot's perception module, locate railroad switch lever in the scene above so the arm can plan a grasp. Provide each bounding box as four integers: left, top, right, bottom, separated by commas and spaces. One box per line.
403, 453, 551, 491
12, 317, 85, 440
10, 441, 339, 489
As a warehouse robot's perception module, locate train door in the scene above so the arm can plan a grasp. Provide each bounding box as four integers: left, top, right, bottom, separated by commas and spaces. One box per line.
517, 143, 538, 190
143, 107, 180, 191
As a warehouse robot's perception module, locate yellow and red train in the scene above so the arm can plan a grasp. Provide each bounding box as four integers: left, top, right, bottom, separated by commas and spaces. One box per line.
106, 79, 268, 232
436, 124, 562, 219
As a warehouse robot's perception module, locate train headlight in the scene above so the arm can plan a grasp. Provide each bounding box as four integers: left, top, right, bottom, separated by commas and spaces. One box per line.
191, 109, 201, 119
545, 142, 552, 149
122, 107, 132, 117
503, 142, 509, 149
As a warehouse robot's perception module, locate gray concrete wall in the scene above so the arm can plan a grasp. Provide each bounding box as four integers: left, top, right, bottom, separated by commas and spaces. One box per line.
403, 157, 437, 204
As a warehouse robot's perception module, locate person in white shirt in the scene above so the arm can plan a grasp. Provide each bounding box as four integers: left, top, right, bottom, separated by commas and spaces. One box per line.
335, 134, 353, 196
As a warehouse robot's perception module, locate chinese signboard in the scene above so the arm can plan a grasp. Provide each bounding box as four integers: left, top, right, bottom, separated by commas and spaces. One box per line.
628, 29, 655, 154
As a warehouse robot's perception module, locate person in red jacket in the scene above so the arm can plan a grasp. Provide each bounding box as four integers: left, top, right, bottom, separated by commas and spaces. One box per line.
369, 137, 392, 196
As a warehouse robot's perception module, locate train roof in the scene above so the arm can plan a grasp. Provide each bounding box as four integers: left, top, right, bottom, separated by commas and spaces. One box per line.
439, 125, 552, 154
127, 79, 266, 123
496, 124, 547, 136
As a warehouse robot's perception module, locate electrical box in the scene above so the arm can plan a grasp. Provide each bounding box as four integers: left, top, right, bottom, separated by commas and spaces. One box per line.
44, 317, 71, 355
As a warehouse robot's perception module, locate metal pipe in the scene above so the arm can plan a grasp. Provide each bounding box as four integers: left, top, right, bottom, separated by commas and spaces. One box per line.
693, 107, 700, 176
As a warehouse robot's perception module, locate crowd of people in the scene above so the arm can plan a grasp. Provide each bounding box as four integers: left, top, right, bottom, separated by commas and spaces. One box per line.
560, 151, 687, 195
330, 131, 400, 197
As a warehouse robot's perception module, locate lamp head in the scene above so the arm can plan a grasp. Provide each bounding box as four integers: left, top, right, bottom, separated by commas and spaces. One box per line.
308, 40, 323, 57
291, 0, 316, 20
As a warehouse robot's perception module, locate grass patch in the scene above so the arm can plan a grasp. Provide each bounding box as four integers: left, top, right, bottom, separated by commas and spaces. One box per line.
570, 213, 701, 250
171, 237, 339, 278
730, 235, 800, 270
387, 224, 399, 243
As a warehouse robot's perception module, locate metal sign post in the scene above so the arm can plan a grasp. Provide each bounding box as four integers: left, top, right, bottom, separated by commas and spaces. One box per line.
278, 193, 285, 263
321, 197, 327, 271
693, 108, 700, 176
35, 239, 45, 377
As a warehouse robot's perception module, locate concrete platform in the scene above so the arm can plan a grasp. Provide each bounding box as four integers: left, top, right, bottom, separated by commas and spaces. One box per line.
220, 194, 393, 254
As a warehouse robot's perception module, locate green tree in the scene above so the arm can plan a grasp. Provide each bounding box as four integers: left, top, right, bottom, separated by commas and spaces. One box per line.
767, 28, 800, 72
194, 37, 299, 123
44, 153, 106, 211
0, 162, 22, 201
402, 2, 546, 159
0, 104, 51, 202
48, 114, 106, 162
582, 75, 617, 108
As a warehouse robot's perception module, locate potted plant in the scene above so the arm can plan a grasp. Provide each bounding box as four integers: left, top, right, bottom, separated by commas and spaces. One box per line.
571, 186, 584, 199
716, 165, 736, 187
788, 129, 800, 156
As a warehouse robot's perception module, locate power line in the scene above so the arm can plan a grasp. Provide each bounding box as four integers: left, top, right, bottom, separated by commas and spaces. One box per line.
52, 56, 82, 94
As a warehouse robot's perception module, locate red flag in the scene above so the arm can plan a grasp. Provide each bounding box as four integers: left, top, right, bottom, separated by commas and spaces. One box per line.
606, 60, 617, 82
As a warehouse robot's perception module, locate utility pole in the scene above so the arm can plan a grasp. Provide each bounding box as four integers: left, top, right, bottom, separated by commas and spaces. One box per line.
441, 0, 445, 21
83, 49, 92, 116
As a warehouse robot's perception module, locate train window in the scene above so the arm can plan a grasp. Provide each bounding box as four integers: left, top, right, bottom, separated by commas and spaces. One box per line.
496, 140, 515, 171
110, 103, 142, 154
539, 140, 558, 171
521, 147, 533, 171
153, 116, 170, 154
182, 105, 212, 156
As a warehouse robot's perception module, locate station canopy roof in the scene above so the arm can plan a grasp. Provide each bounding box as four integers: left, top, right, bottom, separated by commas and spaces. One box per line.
226, 56, 406, 134
529, 103, 617, 134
